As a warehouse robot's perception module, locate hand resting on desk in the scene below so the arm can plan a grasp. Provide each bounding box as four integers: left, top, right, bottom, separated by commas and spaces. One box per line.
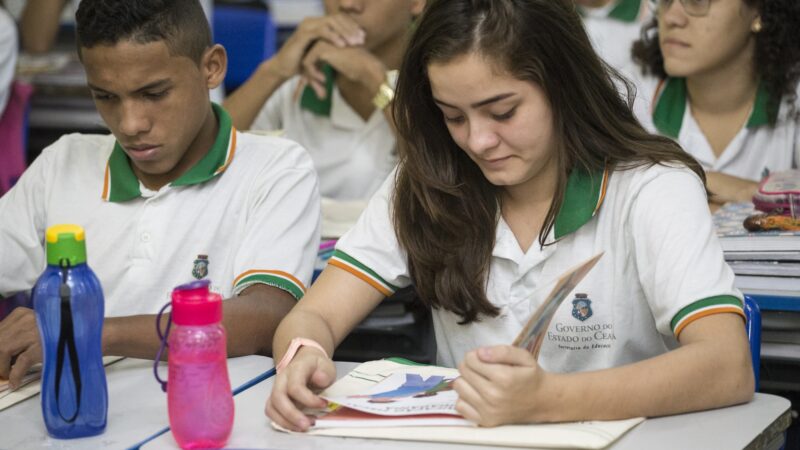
266, 347, 336, 432
0, 307, 41, 390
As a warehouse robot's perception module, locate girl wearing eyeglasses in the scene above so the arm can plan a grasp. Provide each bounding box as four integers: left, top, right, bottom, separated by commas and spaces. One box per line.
632, 0, 800, 210
266, 0, 753, 430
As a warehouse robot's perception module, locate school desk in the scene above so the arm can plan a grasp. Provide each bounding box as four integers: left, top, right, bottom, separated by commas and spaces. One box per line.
0, 356, 275, 449
142, 361, 792, 450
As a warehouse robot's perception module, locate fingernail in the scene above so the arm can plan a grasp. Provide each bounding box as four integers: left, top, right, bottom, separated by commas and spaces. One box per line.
478, 347, 492, 358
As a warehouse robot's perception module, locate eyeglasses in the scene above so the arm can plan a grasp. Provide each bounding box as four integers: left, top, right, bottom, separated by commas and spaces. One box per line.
650, 0, 712, 18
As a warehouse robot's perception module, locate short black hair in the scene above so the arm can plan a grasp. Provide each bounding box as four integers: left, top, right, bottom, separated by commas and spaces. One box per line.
76, 0, 211, 65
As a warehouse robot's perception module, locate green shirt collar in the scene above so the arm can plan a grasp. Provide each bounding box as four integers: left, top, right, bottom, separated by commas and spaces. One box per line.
652, 78, 779, 139
554, 165, 609, 239
579, 0, 642, 22
608, 0, 643, 22
299, 65, 336, 117
102, 103, 236, 202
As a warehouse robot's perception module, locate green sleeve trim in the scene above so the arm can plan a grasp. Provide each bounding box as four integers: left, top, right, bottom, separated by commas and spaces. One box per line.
234, 273, 304, 301
331, 249, 400, 292
670, 295, 744, 333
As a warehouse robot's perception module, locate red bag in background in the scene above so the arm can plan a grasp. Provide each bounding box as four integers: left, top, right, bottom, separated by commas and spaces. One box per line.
752, 170, 800, 217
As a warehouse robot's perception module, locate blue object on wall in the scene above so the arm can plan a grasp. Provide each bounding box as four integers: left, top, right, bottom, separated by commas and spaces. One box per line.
213, 4, 277, 92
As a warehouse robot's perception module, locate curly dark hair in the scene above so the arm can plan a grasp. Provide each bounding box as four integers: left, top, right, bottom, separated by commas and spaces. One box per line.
75, 0, 211, 65
632, 0, 800, 110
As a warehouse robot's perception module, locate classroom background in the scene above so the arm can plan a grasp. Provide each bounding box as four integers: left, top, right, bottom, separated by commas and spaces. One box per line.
0, 0, 798, 448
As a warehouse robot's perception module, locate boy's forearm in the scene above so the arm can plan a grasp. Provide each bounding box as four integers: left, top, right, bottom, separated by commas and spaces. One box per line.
102, 284, 295, 359
222, 59, 289, 130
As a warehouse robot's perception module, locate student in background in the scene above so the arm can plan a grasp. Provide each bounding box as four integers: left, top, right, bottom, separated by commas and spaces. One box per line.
224, 1, 425, 202
575, 0, 650, 77
266, 0, 752, 430
0, 5, 16, 114
632, 0, 800, 209
20, 0, 213, 54
0, 0, 320, 388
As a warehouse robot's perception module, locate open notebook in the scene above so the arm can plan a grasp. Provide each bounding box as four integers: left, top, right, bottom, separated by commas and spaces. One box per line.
0, 356, 123, 411
276, 359, 642, 449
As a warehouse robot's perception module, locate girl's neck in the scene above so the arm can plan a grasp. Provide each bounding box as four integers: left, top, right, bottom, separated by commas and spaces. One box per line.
500, 155, 559, 252
685, 45, 758, 116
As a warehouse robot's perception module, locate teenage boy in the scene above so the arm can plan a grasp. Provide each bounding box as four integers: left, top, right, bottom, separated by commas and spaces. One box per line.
0, 0, 320, 388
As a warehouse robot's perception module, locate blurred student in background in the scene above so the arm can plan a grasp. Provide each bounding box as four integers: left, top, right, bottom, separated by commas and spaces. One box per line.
632, 0, 800, 209
0, 4, 16, 114
224, 1, 425, 202
575, 0, 650, 78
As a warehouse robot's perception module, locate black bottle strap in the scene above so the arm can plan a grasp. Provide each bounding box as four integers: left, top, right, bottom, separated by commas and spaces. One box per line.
55, 262, 82, 423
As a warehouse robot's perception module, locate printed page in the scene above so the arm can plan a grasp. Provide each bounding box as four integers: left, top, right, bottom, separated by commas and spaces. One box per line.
278, 359, 643, 447
513, 252, 603, 357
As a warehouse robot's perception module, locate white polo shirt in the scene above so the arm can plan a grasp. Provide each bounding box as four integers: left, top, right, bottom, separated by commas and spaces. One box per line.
0, 8, 17, 114
636, 77, 800, 181
251, 74, 397, 201
330, 164, 743, 370
580, 0, 649, 79
0, 104, 321, 316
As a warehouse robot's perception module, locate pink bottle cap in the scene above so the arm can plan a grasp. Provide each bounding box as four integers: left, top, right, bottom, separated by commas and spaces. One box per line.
171, 280, 222, 326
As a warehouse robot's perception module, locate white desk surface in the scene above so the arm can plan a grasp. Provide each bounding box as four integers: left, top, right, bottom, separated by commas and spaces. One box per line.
0, 355, 275, 450
143, 361, 792, 450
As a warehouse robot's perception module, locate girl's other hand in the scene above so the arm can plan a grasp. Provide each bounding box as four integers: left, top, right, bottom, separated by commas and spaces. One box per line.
454, 345, 555, 427
265, 348, 336, 432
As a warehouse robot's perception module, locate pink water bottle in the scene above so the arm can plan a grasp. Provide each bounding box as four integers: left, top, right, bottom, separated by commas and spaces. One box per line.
167, 280, 234, 449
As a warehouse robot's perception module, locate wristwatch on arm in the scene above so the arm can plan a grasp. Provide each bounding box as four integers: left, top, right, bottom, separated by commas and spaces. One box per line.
372, 69, 399, 110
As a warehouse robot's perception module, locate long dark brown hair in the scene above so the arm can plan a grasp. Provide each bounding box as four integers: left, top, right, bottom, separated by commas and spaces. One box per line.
632, 0, 800, 112
392, 0, 704, 324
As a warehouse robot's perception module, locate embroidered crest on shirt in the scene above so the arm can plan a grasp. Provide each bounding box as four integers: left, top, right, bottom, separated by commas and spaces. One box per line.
192, 254, 209, 279
572, 294, 593, 321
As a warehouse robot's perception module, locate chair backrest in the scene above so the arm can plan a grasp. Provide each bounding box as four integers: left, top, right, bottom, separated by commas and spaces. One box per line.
213, 4, 277, 93
743, 295, 761, 391
0, 81, 34, 196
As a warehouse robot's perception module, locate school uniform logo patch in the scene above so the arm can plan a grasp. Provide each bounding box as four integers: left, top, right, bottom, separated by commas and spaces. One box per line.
572, 293, 593, 321
192, 254, 209, 279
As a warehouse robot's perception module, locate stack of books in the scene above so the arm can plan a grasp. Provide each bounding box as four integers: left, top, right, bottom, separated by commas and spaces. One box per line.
713, 202, 800, 297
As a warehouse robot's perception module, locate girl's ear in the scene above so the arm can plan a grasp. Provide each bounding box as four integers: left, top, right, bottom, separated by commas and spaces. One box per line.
201, 44, 227, 90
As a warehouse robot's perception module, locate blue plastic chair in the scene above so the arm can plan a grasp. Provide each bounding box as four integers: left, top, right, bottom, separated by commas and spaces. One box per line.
743, 295, 761, 391
213, 3, 277, 93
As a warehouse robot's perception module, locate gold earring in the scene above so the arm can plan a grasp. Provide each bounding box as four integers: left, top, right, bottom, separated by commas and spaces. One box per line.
751, 18, 762, 33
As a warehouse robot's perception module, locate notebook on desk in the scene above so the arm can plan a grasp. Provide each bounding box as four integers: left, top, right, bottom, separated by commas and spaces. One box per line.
0, 356, 123, 412
275, 358, 642, 449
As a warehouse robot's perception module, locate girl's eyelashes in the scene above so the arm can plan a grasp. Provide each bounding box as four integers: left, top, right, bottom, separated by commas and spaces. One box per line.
492, 106, 517, 121
444, 115, 466, 124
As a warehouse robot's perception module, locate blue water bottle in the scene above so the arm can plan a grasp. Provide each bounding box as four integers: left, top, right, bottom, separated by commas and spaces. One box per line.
33, 224, 108, 438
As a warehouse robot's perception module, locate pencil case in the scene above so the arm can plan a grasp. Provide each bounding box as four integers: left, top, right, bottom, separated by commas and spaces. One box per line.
752, 170, 800, 216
